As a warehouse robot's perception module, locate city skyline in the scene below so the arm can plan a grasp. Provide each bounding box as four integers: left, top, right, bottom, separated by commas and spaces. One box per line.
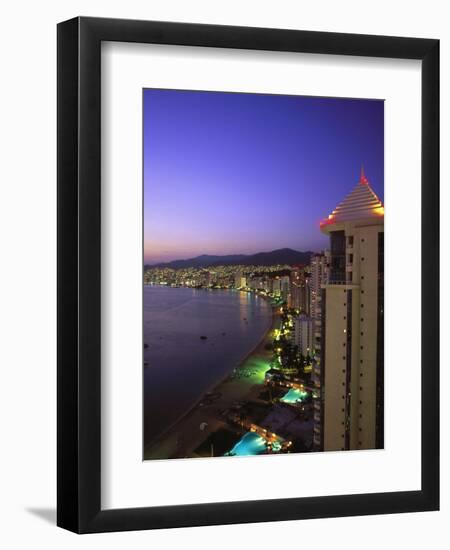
144, 247, 314, 268
143, 89, 384, 458
143, 173, 385, 457
143, 89, 384, 264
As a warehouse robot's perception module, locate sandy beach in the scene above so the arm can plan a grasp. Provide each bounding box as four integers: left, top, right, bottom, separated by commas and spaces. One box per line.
144, 301, 281, 460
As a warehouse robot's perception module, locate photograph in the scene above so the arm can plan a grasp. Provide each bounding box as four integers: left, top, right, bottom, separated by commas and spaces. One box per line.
0, 2, 442, 541
50, 9, 440, 537
143, 89, 384, 460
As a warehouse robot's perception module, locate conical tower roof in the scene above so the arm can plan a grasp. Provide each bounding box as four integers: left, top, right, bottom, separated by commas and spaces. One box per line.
320, 167, 384, 231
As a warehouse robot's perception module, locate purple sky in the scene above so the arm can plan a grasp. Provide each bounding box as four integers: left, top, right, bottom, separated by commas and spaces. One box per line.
143, 89, 384, 264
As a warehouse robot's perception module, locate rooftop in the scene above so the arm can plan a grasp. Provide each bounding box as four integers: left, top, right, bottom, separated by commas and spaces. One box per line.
320, 167, 384, 231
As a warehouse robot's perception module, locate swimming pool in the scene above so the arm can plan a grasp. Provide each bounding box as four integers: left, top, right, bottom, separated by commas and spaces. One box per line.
280, 387, 309, 404
225, 432, 267, 456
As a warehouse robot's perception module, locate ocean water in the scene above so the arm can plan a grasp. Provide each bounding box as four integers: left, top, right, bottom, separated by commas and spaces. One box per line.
143, 285, 272, 446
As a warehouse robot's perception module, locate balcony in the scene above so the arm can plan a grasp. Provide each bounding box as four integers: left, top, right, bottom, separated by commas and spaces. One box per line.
326, 275, 358, 286
327, 278, 351, 285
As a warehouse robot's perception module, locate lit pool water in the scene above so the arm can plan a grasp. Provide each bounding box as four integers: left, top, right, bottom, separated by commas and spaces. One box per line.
225, 432, 267, 456
280, 387, 309, 404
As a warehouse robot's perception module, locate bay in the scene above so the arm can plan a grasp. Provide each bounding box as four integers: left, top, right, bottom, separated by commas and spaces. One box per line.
143, 285, 272, 446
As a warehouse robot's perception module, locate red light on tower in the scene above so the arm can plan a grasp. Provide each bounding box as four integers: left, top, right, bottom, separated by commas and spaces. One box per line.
359, 164, 368, 184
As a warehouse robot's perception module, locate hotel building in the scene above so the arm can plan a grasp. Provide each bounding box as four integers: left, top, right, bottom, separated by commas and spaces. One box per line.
310, 253, 328, 357
292, 314, 314, 357
310, 254, 328, 421
310, 254, 328, 327
315, 168, 384, 451
289, 270, 310, 314
289, 267, 302, 309
272, 277, 281, 297
280, 275, 290, 303
234, 272, 247, 289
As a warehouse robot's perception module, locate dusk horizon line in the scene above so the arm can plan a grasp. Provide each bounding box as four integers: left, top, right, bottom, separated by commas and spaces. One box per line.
144, 246, 324, 266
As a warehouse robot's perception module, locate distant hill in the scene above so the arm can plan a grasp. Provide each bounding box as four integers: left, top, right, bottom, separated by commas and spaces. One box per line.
146, 248, 313, 269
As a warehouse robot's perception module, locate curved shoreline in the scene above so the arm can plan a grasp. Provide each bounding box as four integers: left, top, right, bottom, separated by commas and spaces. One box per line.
144, 292, 279, 460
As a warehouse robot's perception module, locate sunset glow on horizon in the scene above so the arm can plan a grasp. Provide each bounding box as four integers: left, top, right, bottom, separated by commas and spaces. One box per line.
143, 89, 384, 265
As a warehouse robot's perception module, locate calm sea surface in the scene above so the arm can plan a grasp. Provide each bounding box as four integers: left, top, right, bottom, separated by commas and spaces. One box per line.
143, 285, 272, 446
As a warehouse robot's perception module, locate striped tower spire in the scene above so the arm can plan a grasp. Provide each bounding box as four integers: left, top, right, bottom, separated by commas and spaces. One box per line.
320, 168, 384, 230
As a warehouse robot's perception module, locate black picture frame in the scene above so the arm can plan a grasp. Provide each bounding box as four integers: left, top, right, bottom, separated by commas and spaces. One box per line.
57, 16, 439, 533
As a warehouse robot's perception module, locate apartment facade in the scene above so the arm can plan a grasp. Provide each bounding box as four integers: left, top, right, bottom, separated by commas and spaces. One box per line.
315, 169, 384, 452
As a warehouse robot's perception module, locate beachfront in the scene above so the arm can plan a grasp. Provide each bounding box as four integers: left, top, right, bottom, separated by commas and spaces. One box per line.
144, 296, 315, 460
144, 302, 280, 459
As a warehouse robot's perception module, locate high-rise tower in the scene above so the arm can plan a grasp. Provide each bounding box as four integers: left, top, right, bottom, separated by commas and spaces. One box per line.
316, 167, 384, 451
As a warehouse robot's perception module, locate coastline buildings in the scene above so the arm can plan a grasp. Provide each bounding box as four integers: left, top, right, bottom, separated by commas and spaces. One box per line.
315, 168, 384, 451
145, 166, 384, 455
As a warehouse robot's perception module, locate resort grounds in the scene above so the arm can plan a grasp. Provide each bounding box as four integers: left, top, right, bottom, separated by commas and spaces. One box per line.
144, 302, 315, 460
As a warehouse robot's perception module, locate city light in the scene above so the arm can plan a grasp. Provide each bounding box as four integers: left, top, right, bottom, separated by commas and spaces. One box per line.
144, 166, 384, 458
